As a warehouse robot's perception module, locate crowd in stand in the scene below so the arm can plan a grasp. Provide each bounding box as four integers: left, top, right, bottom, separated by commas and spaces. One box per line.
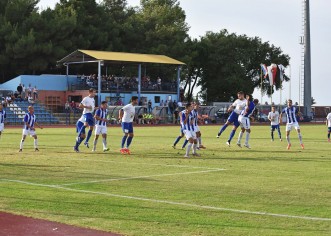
1, 83, 39, 107
77, 74, 176, 92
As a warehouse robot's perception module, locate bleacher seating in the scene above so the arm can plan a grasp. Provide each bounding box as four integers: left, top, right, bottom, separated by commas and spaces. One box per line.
5, 101, 59, 124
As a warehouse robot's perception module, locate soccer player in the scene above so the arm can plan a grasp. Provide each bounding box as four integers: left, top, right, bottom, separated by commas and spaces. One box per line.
92, 101, 109, 152
119, 96, 138, 154
73, 115, 86, 152
236, 95, 259, 149
75, 88, 95, 152
326, 111, 331, 142
182, 103, 199, 158
280, 99, 304, 150
217, 91, 247, 146
0, 103, 6, 140
192, 103, 206, 149
19, 106, 43, 152
268, 106, 282, 141
172, 110, 189, 149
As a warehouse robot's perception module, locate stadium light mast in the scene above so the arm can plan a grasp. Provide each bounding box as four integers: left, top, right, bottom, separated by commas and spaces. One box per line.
304, 0, 312, 116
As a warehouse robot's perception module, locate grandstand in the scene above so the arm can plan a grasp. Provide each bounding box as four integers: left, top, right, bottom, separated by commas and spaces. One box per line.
4, 101, 59, 125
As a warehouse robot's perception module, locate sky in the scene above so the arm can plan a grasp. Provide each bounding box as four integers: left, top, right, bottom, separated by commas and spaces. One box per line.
38, 0, 331, 106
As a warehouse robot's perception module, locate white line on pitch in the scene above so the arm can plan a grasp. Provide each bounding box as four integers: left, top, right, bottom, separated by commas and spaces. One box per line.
39, 156, 223, 170
57, 169, 226, 186
1, 178, 330, 222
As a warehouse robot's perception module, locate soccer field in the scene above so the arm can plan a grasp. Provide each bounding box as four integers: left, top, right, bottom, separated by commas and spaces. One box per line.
0, 125, 330, 236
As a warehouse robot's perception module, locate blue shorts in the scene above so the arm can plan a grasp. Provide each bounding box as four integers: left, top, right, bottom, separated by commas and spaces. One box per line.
328, 127, 331, 132
271, 125, 280, 131
227, 112, 239, 127
122, 122, 133, 134
76, 121, 85, 134
83, 113, 95, 126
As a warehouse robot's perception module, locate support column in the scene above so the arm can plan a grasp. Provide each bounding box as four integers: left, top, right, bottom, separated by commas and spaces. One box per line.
304, 0, 312, 117
98, 61, 102, 106
138, 64, 142, 103
177, 66, 181, 102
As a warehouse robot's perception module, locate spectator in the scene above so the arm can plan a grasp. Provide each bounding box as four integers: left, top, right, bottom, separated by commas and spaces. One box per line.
22, 84, 26, 99
177, 101, 183, 107
5, 95, 12, 104
160, 100, 164, 106
157, 77, 162, 90
27, 84, 33, 97
33, 86, 38, 100
65, 101, 70, 112
168, 99, 174, 115
28, 95, 34, 105
17, 84, 23, 98
173, 107, 179, 124
148, 100, 152, 113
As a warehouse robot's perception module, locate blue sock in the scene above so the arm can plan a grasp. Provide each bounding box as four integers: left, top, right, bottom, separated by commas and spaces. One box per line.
228, 130, 236, 142
218, 124, 228, 135
126, 136, 133, 148
173, 136, 182, 146
182, 139, 188, 148
328, 133, 330, 139
121, 135, 128, 148
77, 126, 86, 139
85, 130, 92, 143
278, 128, 282, 139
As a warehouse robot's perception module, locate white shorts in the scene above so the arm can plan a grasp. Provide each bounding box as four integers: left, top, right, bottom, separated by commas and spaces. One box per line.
194, 125, 200, 132
0, 123, 4, 132
286, 122, 300, 132
22, 129, 36, 137
184, 130, 197, 140
95, 125, 107, 135
238, 115, 251, 129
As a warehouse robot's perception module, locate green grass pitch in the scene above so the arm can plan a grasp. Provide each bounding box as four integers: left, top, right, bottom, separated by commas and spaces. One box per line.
0, 125, 330, 235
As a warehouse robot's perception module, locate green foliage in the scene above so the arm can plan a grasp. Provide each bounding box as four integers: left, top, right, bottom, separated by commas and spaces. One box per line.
0, 0, 289, 101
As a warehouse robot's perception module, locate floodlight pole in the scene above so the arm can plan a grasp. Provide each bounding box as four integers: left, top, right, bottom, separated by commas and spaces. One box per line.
138, 64, 142, 103
304, 0, 312, 117
98, 61, 102, 106
177, 66, 181, 102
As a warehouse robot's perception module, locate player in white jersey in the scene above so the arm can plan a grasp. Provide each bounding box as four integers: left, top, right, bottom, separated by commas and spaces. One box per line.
119, 96, 138, 154
182, 103, 199, 157
268, 106, 282, 141
192, 103, 206, 149
0, 103, 6, 140
280, 99, 304, 150
19, 106, 43, 152
237, 95, 258, 149
75, 88, 95, 152
326, 112, 331, 142
92, 101, 109, 152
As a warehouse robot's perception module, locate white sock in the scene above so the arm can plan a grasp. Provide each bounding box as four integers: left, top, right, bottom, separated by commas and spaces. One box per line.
238, 131, 243, 144
298, 134, 303, 144
245, 132, 250, 145
20, 140, 24, 149
193, 143, 197, 154
286, 136, 291, 144
102, 138, 107, 149
34, 139, 38, 148
198, 137, 202, 146
93, 139, 98, 151
186, 143, 193, 156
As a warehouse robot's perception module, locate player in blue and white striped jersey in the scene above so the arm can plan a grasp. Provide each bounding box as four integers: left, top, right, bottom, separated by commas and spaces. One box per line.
236, 95, 259, 149
280, 99, 304, 150
0, 103, 6, 140
19, 106, 43, 152
192, 103, 206, 149
172, 109, 188, 149
182, 103, 199, 158
92, 101, 109, 152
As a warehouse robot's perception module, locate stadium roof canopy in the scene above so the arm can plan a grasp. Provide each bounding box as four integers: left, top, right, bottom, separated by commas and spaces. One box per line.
57, 49, 184, 104
57, 49, 185, 65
